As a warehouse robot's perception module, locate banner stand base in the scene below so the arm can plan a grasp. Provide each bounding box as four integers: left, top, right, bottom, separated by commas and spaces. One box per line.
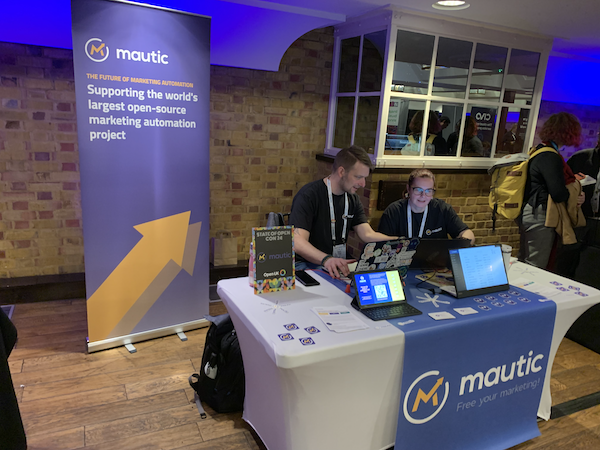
87, 318, 210, 353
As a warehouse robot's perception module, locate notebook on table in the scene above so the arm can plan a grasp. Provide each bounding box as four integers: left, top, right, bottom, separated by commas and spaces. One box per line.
350, 268, 422, 321
442, 244, 509, 298
410, 238, 472, 270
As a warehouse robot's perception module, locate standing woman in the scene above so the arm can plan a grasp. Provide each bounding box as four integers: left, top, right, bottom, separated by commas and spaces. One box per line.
519, 112, 583, 268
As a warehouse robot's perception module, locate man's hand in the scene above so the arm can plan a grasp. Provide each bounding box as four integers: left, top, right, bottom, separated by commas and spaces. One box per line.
577, 191, 585, 207
324, 257, 357, 279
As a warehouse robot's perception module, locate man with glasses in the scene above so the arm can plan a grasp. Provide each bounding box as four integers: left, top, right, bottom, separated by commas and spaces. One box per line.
378, 169, 475, 244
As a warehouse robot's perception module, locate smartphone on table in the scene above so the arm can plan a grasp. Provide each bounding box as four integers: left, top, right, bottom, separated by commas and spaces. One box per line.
296, 270, 320, 286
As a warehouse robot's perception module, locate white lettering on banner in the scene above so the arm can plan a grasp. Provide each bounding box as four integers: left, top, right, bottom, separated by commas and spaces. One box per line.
87, 84, 146, 100
459, 351, 544, 395
89, 130, 126, 142
116, 48, 169, 64
475, 112, 491, 121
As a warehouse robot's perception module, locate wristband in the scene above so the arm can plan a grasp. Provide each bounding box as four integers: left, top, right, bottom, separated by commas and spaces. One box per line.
321, 255, 333, 266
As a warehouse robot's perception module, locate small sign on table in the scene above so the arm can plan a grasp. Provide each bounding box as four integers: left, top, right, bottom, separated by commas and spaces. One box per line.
251, 226, 295, 294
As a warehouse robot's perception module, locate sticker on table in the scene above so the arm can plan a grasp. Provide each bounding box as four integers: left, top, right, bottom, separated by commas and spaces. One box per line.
397, 319, 416, 326
300, 337, 315, 346
485, 295, 497, 301
557, 287, 569, 292
278, 333, 294, 341
508, 290, 521, 296
478, 305, 492, 311
283, 323, 299, 330
576, 291, 589, 297
503, 299, 517, 305
550, 281, 562, 286
428, 311, 456, 320
518, 297, 531, 303
454, 307, 478, 316
474, 298, 486, 304
491, 301, 504, 307
569, 286, 580, 291
498, 293, 510, 299
304, 326, 320, 334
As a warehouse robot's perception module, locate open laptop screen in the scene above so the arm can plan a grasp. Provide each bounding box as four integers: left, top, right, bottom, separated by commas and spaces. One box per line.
352, 269, 406, 308
448, 245, 509, 298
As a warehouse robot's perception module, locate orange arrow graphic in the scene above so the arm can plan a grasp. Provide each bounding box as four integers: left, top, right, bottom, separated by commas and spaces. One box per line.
87, 211, 200, 342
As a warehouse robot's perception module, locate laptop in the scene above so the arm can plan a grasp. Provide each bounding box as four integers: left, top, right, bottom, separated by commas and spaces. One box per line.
441, 244, 509, 298
410, 238, 472, 270
354, 238, 420, 276
350, 268, 422, 321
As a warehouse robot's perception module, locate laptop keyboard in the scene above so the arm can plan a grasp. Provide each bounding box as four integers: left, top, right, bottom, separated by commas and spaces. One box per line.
361, 302, 422, 321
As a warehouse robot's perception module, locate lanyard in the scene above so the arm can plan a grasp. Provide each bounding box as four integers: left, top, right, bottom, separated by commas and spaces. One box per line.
407, 204, 428, 238
326, 178, 349, 244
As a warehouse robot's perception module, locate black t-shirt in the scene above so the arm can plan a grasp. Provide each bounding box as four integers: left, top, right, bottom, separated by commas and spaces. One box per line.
289, 179, 368, 261
378, 198, 468, 239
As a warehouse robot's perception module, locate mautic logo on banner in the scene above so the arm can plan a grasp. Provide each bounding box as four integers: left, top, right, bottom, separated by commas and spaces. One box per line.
72, 0, 211, 348
85, 37, 170, 64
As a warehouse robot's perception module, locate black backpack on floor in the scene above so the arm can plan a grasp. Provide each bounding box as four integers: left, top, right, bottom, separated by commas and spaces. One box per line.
189, 314, 245, 415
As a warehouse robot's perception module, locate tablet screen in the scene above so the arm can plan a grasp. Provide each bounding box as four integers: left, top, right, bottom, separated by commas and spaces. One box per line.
352, 269, 405, 308
448, 245, 509, 298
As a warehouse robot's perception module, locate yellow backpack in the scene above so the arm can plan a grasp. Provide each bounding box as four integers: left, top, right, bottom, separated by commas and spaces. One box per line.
488, 146, 558, 229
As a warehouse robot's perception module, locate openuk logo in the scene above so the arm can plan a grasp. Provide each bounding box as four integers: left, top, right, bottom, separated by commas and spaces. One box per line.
85, 38, 109, 62
403, 370, 449, 424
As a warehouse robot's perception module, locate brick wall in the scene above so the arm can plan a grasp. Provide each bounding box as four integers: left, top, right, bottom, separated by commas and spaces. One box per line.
0, 42, 81, 278
2, 29, 600, 279
209, 29, 333, 259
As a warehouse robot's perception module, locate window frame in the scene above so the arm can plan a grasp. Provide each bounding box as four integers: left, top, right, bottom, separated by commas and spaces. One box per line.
325, 9, 553, 170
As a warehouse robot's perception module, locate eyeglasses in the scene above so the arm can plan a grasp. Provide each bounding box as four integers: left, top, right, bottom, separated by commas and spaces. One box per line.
411, 187, 436, 197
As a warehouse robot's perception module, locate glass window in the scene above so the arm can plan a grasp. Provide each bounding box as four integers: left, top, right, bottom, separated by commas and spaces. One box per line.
333, 97, 355, 148
338, 37, 360, 93
359, 30, 386, 92
495, 106, 530, 156
459, 105, 498, 158
469, 44, 507, 101
427, 102, 464, 156
384, 99, 426, 155
503, 49, 540, 105
432, 38, 473, 99
354, 96, 381, 153
392, 30, 435, 95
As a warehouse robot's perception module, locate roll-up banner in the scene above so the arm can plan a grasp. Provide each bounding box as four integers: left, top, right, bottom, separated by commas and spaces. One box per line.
71, 0, 211, 351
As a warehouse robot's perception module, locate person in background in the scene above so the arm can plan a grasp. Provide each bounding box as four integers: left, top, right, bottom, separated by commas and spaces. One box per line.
289, 145, 397, 278
401, 111, 448, 156
439, 116, 451, 134
461, 116, 485, 157
378, 169, 475, 244
518, 112, 585, 269
555, 132, 600, 278
0, 308, 27, 450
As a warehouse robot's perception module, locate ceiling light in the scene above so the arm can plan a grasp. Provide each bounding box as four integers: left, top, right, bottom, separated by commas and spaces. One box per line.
432, 1, 471, 10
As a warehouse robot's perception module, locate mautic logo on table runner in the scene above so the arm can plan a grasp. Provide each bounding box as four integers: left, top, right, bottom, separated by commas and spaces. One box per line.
85, 37, 169, 64
403, 350, 546, 425
403, 370, 450, 424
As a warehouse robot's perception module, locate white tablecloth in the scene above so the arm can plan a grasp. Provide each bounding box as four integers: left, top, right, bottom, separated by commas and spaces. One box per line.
217, 262, 600, 450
